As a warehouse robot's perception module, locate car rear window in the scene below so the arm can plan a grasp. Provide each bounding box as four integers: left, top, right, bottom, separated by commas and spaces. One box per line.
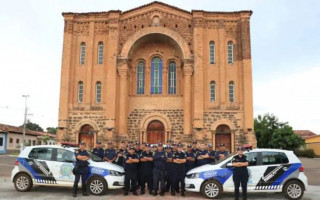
28, 148, 53, 161
262, 152, 289, 165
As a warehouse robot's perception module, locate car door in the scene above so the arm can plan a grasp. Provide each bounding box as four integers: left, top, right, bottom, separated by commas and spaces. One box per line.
27, 147, 57, 184
245, 152, 264, 191
52, 148, 76, 185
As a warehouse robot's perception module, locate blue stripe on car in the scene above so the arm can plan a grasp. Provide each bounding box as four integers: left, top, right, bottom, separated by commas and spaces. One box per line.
271, 163, 301, 186
199, 168, 233, 184
17, 157, 43, 180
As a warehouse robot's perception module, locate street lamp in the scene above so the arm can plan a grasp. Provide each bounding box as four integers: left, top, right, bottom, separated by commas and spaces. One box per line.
22, 95, 29, 151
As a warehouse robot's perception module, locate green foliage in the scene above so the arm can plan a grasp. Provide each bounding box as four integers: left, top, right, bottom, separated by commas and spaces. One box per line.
294, 149, 315, 158
46, 127, 58, 134
21, 120, 44, 132
254, 113, 304, 150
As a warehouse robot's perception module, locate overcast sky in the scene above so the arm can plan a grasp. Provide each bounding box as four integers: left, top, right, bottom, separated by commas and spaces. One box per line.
0, 0, 319, 133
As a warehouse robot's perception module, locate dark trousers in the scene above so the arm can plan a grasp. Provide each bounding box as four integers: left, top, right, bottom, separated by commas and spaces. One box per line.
140, 170, 153, 191
233, 173, 248, 199
124, 170, 137, 192
74, 167, 88, 191
174, 165, 185, 191
153, 168, 166, 192
166, 165, 175, 191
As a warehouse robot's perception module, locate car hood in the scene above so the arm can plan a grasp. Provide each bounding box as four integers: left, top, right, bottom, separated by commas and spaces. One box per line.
89, 161, 124, 173
186, 164, 220, 174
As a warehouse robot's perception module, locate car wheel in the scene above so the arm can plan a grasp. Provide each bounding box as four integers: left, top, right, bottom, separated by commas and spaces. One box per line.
14, 173, 33, 192
283, 180, 304, 200
87, 176, 107, 195
201, 180, 222, 199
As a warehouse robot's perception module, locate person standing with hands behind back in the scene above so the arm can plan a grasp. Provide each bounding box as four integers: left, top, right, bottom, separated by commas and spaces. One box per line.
232, 147, 249, 200
73, 141, 89, 197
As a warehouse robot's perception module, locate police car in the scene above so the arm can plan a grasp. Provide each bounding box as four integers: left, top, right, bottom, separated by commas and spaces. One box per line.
11, 145, 125, 195
185, 149, 308, 200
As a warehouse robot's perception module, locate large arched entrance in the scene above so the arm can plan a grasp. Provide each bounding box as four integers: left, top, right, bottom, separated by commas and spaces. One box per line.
215, 125, 231, 152
79, 124, 94, 149
147, 120, 165, 144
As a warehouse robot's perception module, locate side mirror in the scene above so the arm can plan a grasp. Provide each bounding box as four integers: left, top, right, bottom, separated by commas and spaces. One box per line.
227, 163, 233, 168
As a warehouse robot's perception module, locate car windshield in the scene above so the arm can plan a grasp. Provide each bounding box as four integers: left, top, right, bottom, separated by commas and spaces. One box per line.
209, 153, 237, 165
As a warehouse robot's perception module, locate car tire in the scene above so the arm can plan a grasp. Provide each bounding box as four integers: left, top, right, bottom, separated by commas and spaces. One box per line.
283, 180, 304, 200
200, 179, 222, 199
87, 176, 107, 196
14, 173, 33, 192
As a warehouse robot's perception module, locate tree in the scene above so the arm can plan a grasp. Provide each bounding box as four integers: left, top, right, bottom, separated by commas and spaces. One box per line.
21, 120, 43, 132
254, 113, 304, 150
46, 127, 58, 134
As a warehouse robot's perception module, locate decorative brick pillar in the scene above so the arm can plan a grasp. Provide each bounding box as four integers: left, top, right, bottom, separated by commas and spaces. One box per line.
183, 63, 193, 135
117, 59, 129, 135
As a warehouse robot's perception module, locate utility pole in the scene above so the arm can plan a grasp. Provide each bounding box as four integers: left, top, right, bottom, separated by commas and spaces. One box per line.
22, 95, 29, 150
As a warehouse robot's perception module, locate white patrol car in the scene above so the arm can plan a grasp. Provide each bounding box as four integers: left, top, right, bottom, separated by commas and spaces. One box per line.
185, 149, 308, 200
11, 145, 125, 195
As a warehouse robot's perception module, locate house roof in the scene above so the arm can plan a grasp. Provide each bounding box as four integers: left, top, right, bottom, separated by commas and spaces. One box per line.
62, 1, 252, 16
0, 123, 56, 138
294, 130, 317, 140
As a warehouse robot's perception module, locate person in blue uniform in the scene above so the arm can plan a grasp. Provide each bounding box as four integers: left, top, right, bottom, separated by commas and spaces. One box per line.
172, 143, 187, 196
152, 144, 157, 153
192, 141, 199, 154
172, 143, 177, 152
166, 140, 172, 147
73, 141, 89, 197
134, 142, 143, 189
124, 146, 140, 196
215, 143, 229, 161
152, 142, 167, 196
139, 143, 153, 195
185, 144, 196, 173
104, 141, 117, 163
91, 140, 104, 160
196, 143, 209, 166
165, 145, 174, 193
232, 147, 249, 200
116, 141, 126, 167
207, 144, 216, 163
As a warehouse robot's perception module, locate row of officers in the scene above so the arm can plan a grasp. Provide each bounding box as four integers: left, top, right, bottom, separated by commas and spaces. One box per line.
75, 140, 249, 200
91, 140, 230, 196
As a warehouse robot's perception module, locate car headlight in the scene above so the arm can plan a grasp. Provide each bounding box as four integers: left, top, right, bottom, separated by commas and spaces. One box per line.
186, 173, 200, 179
109, 170, 124, 176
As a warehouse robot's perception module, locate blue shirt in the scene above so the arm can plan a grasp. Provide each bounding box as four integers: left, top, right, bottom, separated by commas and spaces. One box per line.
92, 147, 104, 160
75, 149, 89, 167
196, 150, 209, 166
140, 151, 153, 171
124, 153, 139, 171
104, 148, 117, 161
215, 151, 229, 161
207, 150, 216, 163
153, 150, 167, 170
173, 151, 186, 166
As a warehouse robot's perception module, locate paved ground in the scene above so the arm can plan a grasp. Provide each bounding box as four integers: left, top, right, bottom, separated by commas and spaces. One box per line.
1, 154, 319, 199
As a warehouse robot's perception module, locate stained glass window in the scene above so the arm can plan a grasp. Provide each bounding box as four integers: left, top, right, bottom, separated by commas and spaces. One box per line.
137, 61, 145, 94
168, 61, 176, 94
151, 57, 163, 94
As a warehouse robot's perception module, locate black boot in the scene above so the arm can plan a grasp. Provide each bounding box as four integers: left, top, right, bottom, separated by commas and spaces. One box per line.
181, 190, 185, 196
153, 191, 158, 196
149, 190, 153, 195
72, 185, 77, 197
82, 186, 89, 196
160, 190, 165, 196
133, 191, 139, 196
124, 190, 129, 196
141, 189, 145, 195
171, 188, 176, 196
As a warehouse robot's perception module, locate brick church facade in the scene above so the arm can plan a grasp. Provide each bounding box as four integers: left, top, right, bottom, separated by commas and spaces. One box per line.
57, 2, 256, 152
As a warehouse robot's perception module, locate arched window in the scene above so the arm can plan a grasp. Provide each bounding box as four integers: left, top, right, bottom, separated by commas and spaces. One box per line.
209, 41, 215, 64
229, 81, 235, 102
168, 61, 176, 94
137, 61, 145, 94
210, 81, 216, 102
96, 81, 101, 103
97, 42, 103, 64
228, 41, 233, 64
151, 57, 163, 94
78, 81, 84, 103
80, 42, 86, 65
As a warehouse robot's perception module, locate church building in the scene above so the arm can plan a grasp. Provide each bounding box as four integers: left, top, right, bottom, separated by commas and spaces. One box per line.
57, 1, 256, 152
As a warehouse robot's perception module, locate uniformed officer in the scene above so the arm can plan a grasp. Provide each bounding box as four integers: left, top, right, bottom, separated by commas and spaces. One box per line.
172, 143, 187, 196
91, 140, 104, 160
116, 141, 126, 167
192, 141, 199, 154
152, 142, 167, 196
185, 144, 196, 173
172, 143, 177, 152
73, 141, 89, 197
232, 147, 249, 200
152, 144, 157, 153
134, 142, 143, 189
215, 143, 229, 161
166, 140, 172, 147
207, 144, 216, 163
104, 141, 117, 163
196, 143, 209, 166
139, 143, 153, 195
165, 145, 174, 193
124, 146, 140, 196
